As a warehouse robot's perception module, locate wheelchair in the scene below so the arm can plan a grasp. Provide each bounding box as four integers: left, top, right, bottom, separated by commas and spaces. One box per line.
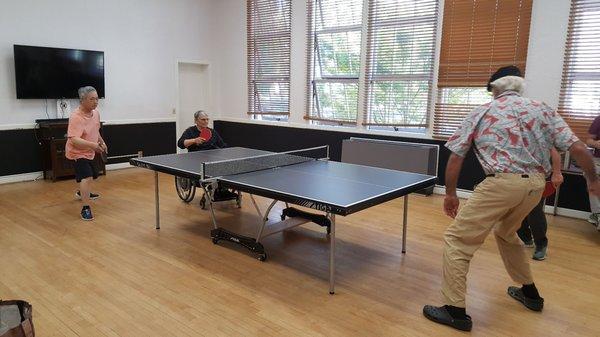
175, 176, 242, 209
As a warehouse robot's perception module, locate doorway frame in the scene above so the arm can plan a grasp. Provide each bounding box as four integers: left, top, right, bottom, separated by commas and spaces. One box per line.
175, 60, 211, 153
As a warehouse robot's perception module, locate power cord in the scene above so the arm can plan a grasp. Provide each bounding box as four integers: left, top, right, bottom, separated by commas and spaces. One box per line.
44, 99, 50, 119
58, 99, 68, 118
33, 122, 41, 145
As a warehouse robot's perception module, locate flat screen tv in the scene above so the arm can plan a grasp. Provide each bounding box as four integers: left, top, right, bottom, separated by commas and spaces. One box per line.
14, 45, 105, 99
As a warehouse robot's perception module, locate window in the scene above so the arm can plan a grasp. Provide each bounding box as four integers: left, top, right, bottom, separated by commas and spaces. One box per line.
305, 0, 364, 125
432, 0, 533, 139
557, 0, 600, 141
363, 0, 439, 132
247, 0, 291, 118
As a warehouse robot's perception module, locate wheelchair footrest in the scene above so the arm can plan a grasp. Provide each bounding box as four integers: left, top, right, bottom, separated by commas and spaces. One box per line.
211, 189, 239, 202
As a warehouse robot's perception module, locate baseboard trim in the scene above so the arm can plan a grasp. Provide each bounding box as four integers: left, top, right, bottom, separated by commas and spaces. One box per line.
106, 162, 134, 170
433, 185, 473, 200
0, 163, 134, 185
0, 172, 44, 184
0, 174, 591, 220
543, 205, 589, 220
433, 185, 589, 221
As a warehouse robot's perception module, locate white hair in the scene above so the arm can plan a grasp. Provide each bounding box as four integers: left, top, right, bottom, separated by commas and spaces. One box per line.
193, 110, 209, 120
490, 76, 524, 95
78, 86, 97, 100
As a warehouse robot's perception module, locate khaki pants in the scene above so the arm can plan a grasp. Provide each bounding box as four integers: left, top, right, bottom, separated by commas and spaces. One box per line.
441, 173, 546, 308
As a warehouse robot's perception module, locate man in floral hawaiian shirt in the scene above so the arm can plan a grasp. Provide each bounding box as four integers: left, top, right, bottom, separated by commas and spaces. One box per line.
423, 66, 600, 332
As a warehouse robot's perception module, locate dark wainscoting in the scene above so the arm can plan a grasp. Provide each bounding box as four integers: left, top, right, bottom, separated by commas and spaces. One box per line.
0, 121, 176, 176
0, 128, 42, 176
102, 122, 177, 164
214, 120, 589, 212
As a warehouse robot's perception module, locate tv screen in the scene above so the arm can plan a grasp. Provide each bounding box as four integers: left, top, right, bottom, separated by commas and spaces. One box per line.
14, 45, 105, 99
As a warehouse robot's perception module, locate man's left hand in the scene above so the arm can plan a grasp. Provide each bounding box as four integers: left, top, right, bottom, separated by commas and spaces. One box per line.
551, 171, 564, 188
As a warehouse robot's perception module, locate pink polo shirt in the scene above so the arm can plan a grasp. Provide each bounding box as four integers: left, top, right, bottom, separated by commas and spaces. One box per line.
65, 107, 101, 160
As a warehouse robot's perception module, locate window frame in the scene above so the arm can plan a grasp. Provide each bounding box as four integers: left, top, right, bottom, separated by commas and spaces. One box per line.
305, 0, 365, 125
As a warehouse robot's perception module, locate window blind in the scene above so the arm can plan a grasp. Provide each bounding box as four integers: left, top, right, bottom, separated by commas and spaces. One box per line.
433, 0, 532, 139
557, 0, 600, 141
363, 0, 439, 128
247, 0, 291, 116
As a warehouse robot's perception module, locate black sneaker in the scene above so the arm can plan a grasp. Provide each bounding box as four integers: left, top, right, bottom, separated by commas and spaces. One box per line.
507, 286, 544, 311
75, 191, 100, 200
81, 206, 94, 221
423, 305, 472, 331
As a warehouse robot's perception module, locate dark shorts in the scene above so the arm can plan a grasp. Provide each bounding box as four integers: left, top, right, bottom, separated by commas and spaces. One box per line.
74, 158, 99, 182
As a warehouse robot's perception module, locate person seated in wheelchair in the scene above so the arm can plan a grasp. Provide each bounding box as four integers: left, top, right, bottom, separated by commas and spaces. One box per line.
177, 110, 226, 151
176, 110, 237, 203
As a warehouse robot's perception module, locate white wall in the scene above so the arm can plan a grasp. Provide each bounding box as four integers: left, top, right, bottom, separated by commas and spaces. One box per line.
524, 0, 571, 109
212, 0, 573, 135
0, 0, 215, 128
0, 0, 573, 132
210, 0, 247, 121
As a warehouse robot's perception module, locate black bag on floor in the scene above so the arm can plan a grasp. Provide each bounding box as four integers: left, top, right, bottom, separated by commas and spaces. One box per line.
0, 300, 34, 337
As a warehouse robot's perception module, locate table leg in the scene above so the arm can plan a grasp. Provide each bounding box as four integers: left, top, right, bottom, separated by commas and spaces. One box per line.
202, 183, 218, 230
155, 171, 160, 229
402, 195, 408, 254
329, 213, 336, 295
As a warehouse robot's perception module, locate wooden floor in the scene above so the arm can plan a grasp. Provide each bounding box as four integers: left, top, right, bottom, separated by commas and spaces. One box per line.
1, 168, 599, 337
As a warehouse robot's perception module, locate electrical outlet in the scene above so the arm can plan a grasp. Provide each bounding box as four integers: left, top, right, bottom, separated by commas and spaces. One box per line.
56, 99, 71, 118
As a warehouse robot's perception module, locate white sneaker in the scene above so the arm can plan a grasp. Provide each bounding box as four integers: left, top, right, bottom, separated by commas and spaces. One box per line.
588, 213, 599, 225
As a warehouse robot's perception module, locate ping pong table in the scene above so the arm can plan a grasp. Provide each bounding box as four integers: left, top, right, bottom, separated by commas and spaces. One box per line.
130, 146, 436, 293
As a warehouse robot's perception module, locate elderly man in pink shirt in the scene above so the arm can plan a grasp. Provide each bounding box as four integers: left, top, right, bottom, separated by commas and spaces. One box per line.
423, 66, 600, 331
65, 86, 107, 220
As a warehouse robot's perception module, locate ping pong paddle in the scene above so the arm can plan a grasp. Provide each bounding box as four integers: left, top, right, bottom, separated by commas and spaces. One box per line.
542, 181, 556, 198
199, 127, 212, 142
100, 149, 108, 163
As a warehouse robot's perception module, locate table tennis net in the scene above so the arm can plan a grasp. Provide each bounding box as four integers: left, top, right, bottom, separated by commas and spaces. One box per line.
202, 146, 328, 178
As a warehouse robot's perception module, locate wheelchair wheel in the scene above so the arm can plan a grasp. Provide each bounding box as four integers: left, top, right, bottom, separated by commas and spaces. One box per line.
175, 176, 196, 203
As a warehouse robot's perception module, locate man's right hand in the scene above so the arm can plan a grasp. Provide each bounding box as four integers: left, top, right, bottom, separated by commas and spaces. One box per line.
444, 194, 460, 219
194, 137, 204, 145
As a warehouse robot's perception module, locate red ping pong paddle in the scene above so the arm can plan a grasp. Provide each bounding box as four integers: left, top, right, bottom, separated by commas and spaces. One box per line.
199, 127, 212, 142
542, 181, 556, 198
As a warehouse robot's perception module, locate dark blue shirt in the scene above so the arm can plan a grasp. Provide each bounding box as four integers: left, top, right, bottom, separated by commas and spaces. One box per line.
177, 126, 226, 152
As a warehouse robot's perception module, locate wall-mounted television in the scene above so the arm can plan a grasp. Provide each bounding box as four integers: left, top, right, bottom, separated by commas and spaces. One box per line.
14, 45, 105, 99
